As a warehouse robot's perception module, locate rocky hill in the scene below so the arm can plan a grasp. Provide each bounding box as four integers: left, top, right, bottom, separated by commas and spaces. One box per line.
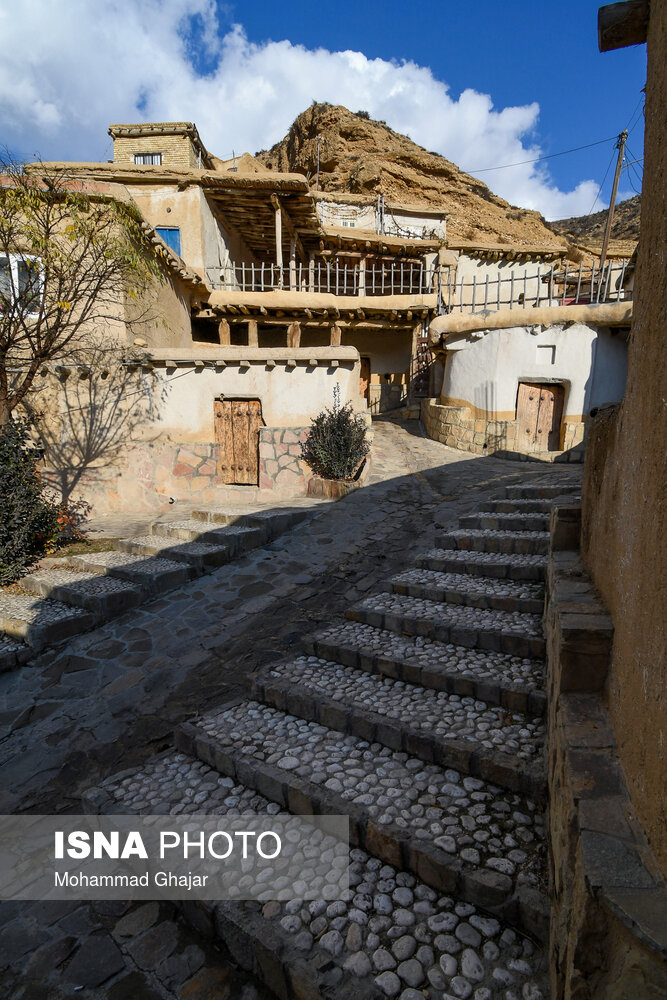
548, 194, 641, 243
256, 104, 571, 249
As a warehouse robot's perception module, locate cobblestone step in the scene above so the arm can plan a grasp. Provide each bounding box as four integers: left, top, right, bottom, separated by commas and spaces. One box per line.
458, 513, 550, 532
116, 533, 237, 570
20, 568, 143, 622
69, 550, 195, 594
390, 569, 544, 615
0, 593, 95, 652
416, 548, 546, 582
252, 656, 545, 799
150, 519, 266, 550
484, 498, 559, 514
0, 634, 30, 672
346, 593, 545, 660
504, 483, 580, 500
190, 506, 313, 537
304, 622, 545, 715
436, 529, 550, 557
176, 703, 548, 937
84, 750, 549, 998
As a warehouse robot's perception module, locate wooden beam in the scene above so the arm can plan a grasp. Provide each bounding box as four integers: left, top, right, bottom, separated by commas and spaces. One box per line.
330, 324, 342, 347
598, 0, 649, 51
247, 319, 258, 347
270, 193, 307, 264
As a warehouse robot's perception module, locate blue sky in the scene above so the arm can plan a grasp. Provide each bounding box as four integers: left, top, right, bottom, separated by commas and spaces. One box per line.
0, 0, 646, 219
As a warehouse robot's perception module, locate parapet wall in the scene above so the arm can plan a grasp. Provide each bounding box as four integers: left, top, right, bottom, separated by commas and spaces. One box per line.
546, 506, 667, 999
420, 398, 585, 462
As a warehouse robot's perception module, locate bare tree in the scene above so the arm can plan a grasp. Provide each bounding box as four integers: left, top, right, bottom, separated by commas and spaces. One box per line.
0, 153, 164, 424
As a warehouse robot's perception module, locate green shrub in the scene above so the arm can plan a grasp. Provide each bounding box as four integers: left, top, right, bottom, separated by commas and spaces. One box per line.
0, 418, 60, 584
301, 390, 370, 481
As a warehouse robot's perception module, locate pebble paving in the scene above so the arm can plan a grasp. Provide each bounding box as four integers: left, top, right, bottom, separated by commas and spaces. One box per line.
98, 750, 548, 1000
0, 594, 90, 632
391, 569, 544, 601
354, 593, 545, 637
198, 700, 545, 880
264, 655, 545, 758
311, 621, 546, 691
419, 549, 546, 570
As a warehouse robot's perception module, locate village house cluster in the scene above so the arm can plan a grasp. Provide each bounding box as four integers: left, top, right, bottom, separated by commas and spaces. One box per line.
11, 120, 633, 512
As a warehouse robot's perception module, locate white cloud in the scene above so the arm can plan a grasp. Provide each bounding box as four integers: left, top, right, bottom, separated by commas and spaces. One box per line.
0, 0, 601, 219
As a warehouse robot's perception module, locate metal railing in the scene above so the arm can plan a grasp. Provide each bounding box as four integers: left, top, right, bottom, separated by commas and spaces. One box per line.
209, 261, 438, 297
442, 260, 632, 314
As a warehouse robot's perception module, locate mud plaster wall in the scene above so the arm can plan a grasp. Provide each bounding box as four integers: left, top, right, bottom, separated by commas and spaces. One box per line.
581, 4, 666, 875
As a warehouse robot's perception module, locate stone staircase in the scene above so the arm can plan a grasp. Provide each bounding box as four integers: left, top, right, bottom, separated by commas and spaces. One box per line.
82, 474, 582, 1000
0, 503, 316, 672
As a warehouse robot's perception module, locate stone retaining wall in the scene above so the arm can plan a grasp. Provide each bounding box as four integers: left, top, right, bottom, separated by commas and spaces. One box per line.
546, 505, 667, 999
43, 427, 314, 514
421, 398, 585, 463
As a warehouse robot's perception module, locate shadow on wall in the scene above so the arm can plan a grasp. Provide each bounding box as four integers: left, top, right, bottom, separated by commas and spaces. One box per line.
27, 341, 166, 502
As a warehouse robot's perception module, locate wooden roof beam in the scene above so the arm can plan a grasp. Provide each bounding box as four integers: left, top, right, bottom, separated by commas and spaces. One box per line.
598, 0, 649, 51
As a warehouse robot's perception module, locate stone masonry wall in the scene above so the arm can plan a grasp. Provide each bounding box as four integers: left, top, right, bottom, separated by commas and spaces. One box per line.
421, 398, 585, 463
546, 506, 667, 1000
45, 428, 313, 514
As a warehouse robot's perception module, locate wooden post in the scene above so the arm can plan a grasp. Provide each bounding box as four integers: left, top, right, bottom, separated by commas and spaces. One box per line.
247, 319, 258, 347
274, 199, 283, 287
290, 234, 297, 291
330, 324, 342, 347
359, 257, 366, 296
287, 322, 301, 348
309, 254, 315, 292
218, 318, 231, 345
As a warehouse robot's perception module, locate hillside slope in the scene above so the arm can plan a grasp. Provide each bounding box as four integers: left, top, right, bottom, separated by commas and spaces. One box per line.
548, 194, 641, 242
256, 104, 570, 249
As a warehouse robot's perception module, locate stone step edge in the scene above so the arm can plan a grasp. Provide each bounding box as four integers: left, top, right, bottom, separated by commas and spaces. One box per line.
251, 670, 546, 802
175, 720, 548, 942
415, 553, 546, 582
390, 577, 544, 616
20, 571, 143, 624
457, 516, 550, 531
435, 535, 550, 557
344, 606, 546, 662
301, 634, 546, 718
82, 780, 382, 1000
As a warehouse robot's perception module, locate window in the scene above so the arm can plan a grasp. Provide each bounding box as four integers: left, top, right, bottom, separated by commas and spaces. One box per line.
0, 254, 42, 313
155, 227, 181, 256
134, 152, 162, 165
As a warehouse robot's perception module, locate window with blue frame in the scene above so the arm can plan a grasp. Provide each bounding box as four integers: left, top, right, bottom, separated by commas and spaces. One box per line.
155, 227, 181, 257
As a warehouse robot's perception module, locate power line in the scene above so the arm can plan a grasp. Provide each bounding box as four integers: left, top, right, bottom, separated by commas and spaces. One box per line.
464, 135, 616, 174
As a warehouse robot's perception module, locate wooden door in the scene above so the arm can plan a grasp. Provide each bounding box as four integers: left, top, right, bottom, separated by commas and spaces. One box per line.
360, 357, 371, 402
214, 398, 263, 484
516, 382, 564, 452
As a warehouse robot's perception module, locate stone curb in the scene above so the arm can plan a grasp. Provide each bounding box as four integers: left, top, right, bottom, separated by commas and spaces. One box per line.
175, 721, 548, 939
415, 552, 546, 582
302, 633, 546, 717
458, 514, 551, 532
505, 484, 581, 499
390, 576, 544, 616
252, 671, 546, 802
344, 605, 546, 661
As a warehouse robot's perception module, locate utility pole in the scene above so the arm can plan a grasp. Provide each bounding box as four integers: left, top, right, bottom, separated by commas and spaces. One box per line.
599, 129, 628, 282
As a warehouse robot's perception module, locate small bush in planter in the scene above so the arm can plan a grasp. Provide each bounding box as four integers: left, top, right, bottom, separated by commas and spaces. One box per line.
301, 388, 370, 481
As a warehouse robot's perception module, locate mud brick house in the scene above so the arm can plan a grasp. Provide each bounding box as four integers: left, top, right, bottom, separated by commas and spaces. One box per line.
11, 113, 634, 511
